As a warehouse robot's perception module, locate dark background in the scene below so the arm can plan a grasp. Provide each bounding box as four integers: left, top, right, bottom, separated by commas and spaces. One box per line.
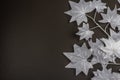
0, 0, 119, 80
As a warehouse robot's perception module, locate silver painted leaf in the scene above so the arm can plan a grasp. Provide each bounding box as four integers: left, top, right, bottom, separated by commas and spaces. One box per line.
99, 6, 120, 29
64, 0, 94, 25
76, 23, 94, 40
63, 44, 93, 75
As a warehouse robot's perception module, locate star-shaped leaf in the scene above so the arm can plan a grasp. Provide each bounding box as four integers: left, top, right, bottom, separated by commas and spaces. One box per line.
92, 0, 107, 13
64, 0, 94, 25
63, 44, 93, 75
76, 23, 94, 40
99, 6, 117, 23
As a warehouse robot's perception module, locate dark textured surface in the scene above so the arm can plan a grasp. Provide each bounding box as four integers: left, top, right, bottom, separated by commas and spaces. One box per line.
0, 0, 119, 80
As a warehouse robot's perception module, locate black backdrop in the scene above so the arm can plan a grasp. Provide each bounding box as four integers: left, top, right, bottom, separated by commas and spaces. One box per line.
0, 0, 119, 80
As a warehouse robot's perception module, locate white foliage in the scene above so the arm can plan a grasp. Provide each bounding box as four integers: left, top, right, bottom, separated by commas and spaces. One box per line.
110, 29, 120, 41
64, 0, 120, 79
64, 0, 94, 25
76, 23, 94, 40
63, 44, 93, 75
92, 65, 120, 80
99, 6, 117, 23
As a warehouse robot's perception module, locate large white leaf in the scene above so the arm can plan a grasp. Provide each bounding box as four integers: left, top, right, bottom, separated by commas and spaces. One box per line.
63, 44, 93, 75
76, 23, 94, 40
64, 0, 94, 25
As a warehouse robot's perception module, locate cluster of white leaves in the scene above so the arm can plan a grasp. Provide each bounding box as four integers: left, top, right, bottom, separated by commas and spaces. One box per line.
64, 0, 120, 79
92, 65, 120, 80
89, 39, 114, 64
64, 0, 106, 25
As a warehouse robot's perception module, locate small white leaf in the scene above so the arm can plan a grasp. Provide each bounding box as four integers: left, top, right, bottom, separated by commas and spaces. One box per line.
76, 23, 94, 40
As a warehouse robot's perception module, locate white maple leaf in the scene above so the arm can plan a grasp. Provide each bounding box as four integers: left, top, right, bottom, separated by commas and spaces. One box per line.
99, 6, 117, 23
63, 44, 93, 75
92, 65, 120, 80
92, 0, 107, 12
99, 6, 120, 29
64, 0, 94, 25
100, 38, 120, 60
76, 23, 94, 40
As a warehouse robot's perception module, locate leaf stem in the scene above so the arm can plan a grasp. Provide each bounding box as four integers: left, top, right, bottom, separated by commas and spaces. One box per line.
94, 11, 97, 20
86, 15, 111, 38
107, 63, 120, 65
90, 26, 99, 30
105, 23, 109, 31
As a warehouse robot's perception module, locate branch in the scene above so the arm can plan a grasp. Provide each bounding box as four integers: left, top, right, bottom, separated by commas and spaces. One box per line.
86, 15, 111, 38
94, 11, 97, 20
90, 26, 99, 30
105, 23, 109, 31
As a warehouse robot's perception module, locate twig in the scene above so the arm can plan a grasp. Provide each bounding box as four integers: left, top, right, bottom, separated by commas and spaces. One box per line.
94, 11, 97, 20
90, 26, 99, 30
86, 15, 111, 38
105, 23, 109, 31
